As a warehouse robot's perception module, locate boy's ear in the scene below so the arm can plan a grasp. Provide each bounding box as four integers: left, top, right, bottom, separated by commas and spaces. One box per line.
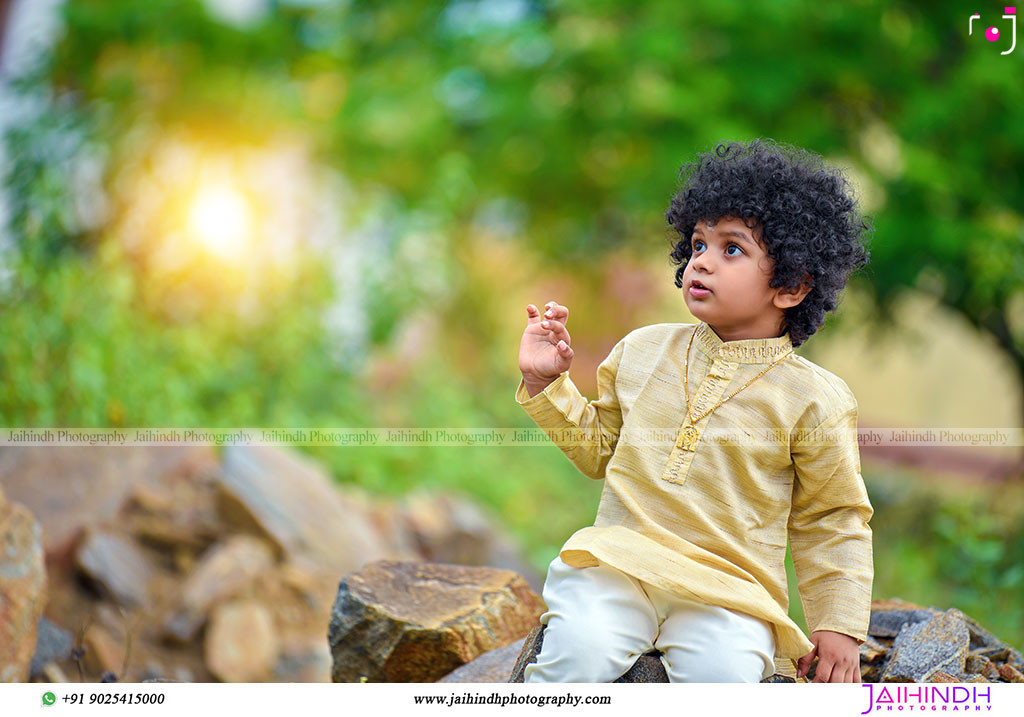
773, 273, 814, 309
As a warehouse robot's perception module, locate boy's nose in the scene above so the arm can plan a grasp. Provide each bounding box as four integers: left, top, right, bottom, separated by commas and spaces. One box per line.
690, 254, 713, 273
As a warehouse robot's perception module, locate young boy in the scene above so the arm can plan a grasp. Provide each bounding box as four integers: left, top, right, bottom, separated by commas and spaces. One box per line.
515, 139, 874, 683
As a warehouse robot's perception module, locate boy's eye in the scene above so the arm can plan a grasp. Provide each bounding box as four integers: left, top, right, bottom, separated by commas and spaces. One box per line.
691, 239, 742, 256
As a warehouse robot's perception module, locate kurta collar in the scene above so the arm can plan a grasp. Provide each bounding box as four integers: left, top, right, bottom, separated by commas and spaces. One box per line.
694, 321, 794, 364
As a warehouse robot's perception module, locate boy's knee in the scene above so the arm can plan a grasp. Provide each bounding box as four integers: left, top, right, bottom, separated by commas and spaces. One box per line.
662, 648, 770, 683
525, 645, 634, 683
525, 651, 627, 683
526, 620, 643, 683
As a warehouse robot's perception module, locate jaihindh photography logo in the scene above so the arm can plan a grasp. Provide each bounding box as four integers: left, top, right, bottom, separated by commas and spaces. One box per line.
860, 684, 993, 713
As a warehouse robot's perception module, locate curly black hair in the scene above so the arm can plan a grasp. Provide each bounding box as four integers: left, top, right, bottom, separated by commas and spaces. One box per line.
666, 138, 873, 347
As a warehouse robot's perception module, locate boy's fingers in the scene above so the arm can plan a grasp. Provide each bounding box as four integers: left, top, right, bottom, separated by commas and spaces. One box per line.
813, 658, 834, 683
540, 319, 571, 345
796, 648, 815, 677
544, 302, 570, 324
526, 304, 544, 325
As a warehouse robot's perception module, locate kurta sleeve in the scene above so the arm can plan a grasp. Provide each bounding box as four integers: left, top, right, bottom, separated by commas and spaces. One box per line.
788, 404, 874, 644
514, 336, 626, 480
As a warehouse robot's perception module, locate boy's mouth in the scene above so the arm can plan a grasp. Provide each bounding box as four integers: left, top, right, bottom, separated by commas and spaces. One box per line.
690, 279, 712, 295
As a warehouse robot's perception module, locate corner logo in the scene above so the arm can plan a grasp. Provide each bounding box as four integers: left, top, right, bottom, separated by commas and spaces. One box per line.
861, 684, 994, 713
970, 8, 1017, 54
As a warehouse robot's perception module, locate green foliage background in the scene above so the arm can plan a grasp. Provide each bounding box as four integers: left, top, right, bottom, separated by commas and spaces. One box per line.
1, 0, 1022, 649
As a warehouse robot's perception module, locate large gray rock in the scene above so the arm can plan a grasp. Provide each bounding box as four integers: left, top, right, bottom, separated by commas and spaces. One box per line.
75, 530, 154, 607
29, 617, 74, 680
439, 638, 526, 683
329, 561, 543, 682
218, 446, 398, 574
868, 608, 936, 638
881, 610, 970, 682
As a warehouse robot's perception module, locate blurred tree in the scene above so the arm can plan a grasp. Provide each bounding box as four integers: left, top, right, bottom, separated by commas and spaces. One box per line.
1, 0, 1022, 442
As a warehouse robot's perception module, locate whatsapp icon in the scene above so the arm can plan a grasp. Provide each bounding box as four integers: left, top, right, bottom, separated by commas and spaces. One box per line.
42, 692, 56, 706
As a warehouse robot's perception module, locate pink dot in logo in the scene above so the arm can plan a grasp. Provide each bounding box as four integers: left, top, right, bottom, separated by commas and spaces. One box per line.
985, 26, 1000, 41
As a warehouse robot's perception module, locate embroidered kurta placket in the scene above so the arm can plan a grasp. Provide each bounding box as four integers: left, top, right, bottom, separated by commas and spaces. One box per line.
664, 357, 737, 484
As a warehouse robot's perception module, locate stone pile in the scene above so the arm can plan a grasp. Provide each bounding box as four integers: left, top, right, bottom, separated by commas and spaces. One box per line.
4, 444, 1022, 686
860, 600, 1024, 684
0, 445, 539, 683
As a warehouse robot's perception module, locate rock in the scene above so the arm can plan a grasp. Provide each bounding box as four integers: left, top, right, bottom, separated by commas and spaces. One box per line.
0, 498, 47, 682
975, 646, 1013, 661
75, 530, 154, 607
507, 626, 544, 682
860, 663, 881, 682
122, 479, 223, 553
868, 608, 937, 638
927, 670, 958, 683
609, 655, 670, 682
507, 625, 794, 683
218, 446, 395, 573
29, 617, 74, 680
171, 666, 195, 683
0, 446, 218, 561
881, 610, 969, 682
999, 663, 1024, 683
204, 600, 279, 682
440, 639, 526, 683
859, 635, 890, 664
42, 663, 69, 682
82, 624, 125, 676
163, 535, 274, 642
760, 672, 797, 684
329, 561, 543, 682
365, 502, 427, 561
400, 492, 543, 593
947, 607, 1005, 649
273, 638, 332, 682
965, 654, 990, 674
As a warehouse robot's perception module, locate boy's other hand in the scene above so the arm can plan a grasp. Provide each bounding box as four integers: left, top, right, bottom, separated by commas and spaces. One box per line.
519, 301, 574, 392
796, 630, 862, 682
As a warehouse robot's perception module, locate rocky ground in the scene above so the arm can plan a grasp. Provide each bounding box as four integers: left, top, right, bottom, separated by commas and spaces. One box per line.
0, 445, 539, 682
2, 444, 1022, 684
327, 561, 1024, 684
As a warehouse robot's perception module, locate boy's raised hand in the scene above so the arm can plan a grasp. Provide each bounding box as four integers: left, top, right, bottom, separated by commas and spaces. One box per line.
519, 301, 574, 386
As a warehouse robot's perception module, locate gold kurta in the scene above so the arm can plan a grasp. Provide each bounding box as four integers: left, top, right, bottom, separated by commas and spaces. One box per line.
515, 321, 874, 680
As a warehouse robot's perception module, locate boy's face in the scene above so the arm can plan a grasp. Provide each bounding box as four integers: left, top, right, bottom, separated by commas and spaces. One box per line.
682, 216, 808, 340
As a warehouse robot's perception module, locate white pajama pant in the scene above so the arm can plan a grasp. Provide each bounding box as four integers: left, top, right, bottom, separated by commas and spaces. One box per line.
524, 556, 776, 683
